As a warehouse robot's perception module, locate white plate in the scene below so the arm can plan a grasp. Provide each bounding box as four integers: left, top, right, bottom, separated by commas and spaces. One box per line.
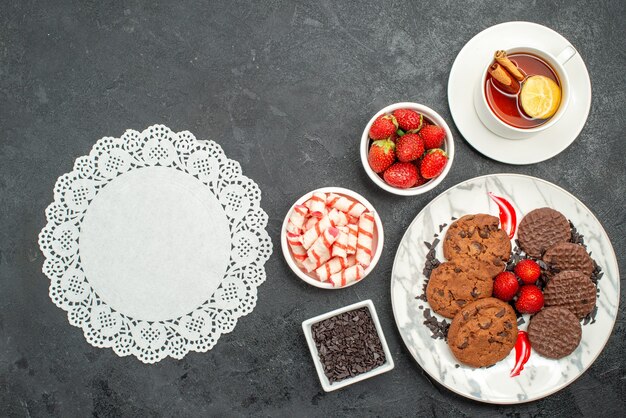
448, 22, 592, 165
390, 174, 619, 404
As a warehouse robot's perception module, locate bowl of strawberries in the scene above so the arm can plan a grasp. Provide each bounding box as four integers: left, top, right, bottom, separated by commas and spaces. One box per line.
360, 102, 454, 196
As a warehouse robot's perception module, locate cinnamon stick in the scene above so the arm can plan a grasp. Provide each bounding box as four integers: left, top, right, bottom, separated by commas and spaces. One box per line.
488, 63, 520, 94
494, 50, 525, 81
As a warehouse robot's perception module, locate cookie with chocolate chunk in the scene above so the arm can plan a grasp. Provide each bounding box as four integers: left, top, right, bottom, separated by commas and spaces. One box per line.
443, 214, 511, 274
426, 258, 494, 319
528, 306, 582, 359
543, 242, 594, 277
518, 208, 571, 258
543, 270, 596, 319
447, 298, 518, 368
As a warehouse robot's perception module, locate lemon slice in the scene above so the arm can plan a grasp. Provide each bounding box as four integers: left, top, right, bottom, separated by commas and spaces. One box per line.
520, 75, 561, 119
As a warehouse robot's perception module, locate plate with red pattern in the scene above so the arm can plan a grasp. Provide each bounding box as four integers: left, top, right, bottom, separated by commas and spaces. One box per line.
390, 174, 619, 403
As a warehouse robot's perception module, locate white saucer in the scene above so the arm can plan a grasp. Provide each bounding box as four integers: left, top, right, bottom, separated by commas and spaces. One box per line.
448, 22, 591, 165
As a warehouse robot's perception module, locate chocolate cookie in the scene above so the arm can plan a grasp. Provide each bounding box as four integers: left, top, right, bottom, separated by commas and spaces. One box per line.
426, 259, 494, 319
517, 208, 571, 258
543, 270, 596, 319
528, 306, 582, 359
447, 298, 518, 368
543, 242, 594, 277
443, 214, 511, 273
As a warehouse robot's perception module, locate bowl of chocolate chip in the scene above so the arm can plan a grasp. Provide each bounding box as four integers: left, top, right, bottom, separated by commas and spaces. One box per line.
302, 299, 394, 392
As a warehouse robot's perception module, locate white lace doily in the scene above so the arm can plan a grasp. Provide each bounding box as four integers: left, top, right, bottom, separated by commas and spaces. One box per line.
38, 125, 272, 363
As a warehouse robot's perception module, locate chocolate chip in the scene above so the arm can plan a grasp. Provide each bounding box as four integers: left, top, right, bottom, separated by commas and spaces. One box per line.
311, 307, 385, 383
470, 287, 479, 298
478, 320, 492, 329
457, 338, 468, 349
479, 229, 489, 239
455, 300, 467, 307
459, 231, 467, 238
495, 308, 506, 318
471, 241, 484, 253
498, 331, 509, 338
454, 267, 461, 273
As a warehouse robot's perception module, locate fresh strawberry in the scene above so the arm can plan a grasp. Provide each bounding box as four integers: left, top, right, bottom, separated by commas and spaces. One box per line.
420, 125, 446, 149
393, 108, 423, 132
396, 133, 424, 162
514, 259, 541, 284
369, 114, 397, 140
515, 285, 544, 314
383, 162, 418, 189
413, 168, 428, 187
493, 271, 519, 302
419, 149, 448, 179
367, 139, 396, 173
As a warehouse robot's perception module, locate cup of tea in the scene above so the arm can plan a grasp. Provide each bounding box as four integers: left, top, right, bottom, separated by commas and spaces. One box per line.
474, 45, 577, 139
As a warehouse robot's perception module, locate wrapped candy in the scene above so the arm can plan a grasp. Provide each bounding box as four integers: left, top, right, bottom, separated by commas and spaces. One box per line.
302, 227, 339, 272
287, 204, 308, 235
315, 255, 355, 282
331, 226, 349, 259
329, 264, 364, 287
287, 232, 307, 266
304, 216, 319, 231
305, 192, 327, 217
301, 215, 332, 249
326, 193, 367, 218
346, 223, 358, 254
356, 212, 375, 267
328, 208, 349, 227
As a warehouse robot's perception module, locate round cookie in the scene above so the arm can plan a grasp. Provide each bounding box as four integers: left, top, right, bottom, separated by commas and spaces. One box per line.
543, 270, 596, 319
543, 242, 594, 277
528, 306, 582, 359
447, 298, 518, 368
518, 208, 571, 258
443, 214, 511, 272
426, 259, 494, 319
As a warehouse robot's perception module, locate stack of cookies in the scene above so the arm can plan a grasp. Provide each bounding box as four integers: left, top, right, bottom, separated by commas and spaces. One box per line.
518, 208, 597, 359
427, 214, 517, 367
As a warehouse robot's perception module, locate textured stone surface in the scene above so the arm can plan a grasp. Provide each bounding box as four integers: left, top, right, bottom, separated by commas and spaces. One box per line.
1, 0, 625, 416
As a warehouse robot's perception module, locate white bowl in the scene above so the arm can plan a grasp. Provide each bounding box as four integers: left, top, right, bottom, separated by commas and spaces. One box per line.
280, 187, 384, 289
360, 102, 455, 196
302, 299, 395, 392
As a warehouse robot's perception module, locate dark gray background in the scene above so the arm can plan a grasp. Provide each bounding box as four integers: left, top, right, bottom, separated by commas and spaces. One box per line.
1, 0, 625, 416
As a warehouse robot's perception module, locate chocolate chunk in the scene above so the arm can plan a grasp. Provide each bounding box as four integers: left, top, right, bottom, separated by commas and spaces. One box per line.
495, 308, 506, 318
311, 307, 386, 383
478, 320, 492, 330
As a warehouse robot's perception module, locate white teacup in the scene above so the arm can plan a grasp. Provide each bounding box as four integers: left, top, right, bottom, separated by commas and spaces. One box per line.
474, 46, 577, 139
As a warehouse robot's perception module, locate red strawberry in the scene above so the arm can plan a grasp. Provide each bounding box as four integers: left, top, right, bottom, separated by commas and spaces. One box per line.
515, 285, 544, 314
414, 168, 428, 187
369, 114, 397, 140
393, 108, 423, 132
420, 125, 446, 149
493, 271, 519, 302
367, 139, 396, 173
514, 259, 541, 284
396, 133, 425, 162
383, 162, 418, 189
419, 149, 448, 179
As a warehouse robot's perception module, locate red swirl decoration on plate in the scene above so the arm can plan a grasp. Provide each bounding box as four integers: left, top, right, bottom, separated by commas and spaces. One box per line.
488, 192, 516, 239
511, 330, 531, 377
